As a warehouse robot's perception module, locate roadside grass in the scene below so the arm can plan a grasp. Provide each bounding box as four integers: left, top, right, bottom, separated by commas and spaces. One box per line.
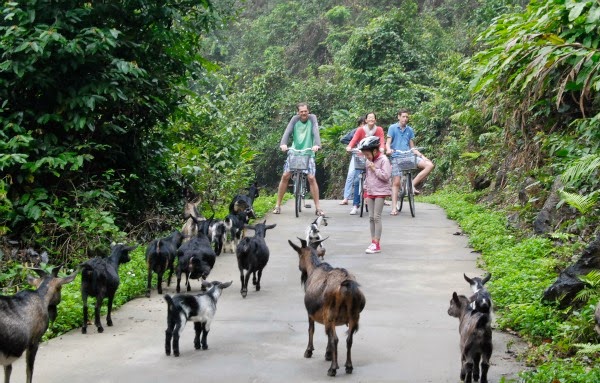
421, 191, 600, 383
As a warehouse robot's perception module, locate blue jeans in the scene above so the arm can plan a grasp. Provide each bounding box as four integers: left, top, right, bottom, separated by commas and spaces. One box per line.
353, 169, 364, 207
343, 156, 355, 200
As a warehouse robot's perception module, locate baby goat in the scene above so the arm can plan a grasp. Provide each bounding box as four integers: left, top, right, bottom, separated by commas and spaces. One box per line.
288, 238, 366, 377
1, 267, 77, 383
464, 273, 492, 314
145, 230, 184, 297
164, 280, 232, 357
236, 221, 276, 298
305, 215, 328, 259
448, 292, 493, 383
80, 243, 137, 333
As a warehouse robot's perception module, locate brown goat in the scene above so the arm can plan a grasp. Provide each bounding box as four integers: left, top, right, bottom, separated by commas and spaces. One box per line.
288, 238, 366, 377
447, 292, 493, 383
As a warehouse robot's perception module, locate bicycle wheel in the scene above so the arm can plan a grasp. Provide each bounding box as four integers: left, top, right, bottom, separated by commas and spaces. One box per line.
359, 173, 365, 217
397, 174, 405, 213
294, 172, 301, 218
407, 172, 415, 217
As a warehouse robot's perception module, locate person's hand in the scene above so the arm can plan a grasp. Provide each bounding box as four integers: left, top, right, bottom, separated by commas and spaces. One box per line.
385, 148, 392, 155
346, 145, 352, 152
312, 145, 320, 152
280, 144, 288, 152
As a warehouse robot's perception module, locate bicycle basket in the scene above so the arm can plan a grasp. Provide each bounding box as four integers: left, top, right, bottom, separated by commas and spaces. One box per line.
288, 154, 310, 170
353, 153, 366, 170
393, 153, 418, 171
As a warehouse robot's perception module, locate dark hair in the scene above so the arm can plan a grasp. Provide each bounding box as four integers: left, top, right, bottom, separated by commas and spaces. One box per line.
397, 109, 409, 116
356, 116, 366, 126
365, 112, 377, 120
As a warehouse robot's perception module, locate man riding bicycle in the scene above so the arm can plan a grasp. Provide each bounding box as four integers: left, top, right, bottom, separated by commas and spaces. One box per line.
273, 102, 325, 216
385, 109, 434, 215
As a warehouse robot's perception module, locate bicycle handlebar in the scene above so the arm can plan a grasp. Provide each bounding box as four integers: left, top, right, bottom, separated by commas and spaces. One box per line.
287, 147, 314, 153
389, 146, 425, 154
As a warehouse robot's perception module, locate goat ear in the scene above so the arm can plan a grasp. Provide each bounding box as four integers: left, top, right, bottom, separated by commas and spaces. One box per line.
266, 224, 277, 230
220, 281, 233, 289
452, 291, 460, 304
288, 239, 301, 252
482, 273, 491, 285
311, 237, 328, 247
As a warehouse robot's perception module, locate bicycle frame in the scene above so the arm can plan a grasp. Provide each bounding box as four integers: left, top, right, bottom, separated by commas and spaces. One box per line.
288, 148, 313, 218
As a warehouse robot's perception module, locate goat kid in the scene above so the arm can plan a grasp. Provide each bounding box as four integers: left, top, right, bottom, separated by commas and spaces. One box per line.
464, 273, 492, 314
236, 221, 276, 298
1, 267, 77, 383
288, 238, 366, 377
305, 215, 328, 259
208, 219, 227, 256
228, 182, 260, 219
448, 292, 493, 383
224, 209, 250, 254
164, 280, 232, 357
181, 199, 204, 241
145, 231, 184, 297
80, 243, 137, 334
176, 232, 216, 293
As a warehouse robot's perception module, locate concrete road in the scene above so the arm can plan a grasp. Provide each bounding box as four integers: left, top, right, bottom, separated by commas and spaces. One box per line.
11, 200, 525, 383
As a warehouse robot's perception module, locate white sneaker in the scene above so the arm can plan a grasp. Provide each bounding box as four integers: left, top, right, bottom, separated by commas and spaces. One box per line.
365, 243, 381, 254
349, 206, 358, 215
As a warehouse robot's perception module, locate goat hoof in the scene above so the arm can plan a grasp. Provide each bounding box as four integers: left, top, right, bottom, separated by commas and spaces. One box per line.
174, 352, 180, 357
81, 327, 87, 334
256, 286, 261, 291
345, 366, 353, 374
194, 343, 201, 350
145, 291, 151, 298
98, 326, 104, 333
304, 350, 313, 358
202, 345, 208, 350
327, 368, 337, 377
107, 321, 113, 327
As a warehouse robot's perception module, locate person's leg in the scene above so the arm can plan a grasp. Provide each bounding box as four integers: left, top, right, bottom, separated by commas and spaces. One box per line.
274, 172, 291, 212
352, 170, 361, 209
391, 176, 400, 212
372, 198, 385, 242
342, 156, 355, 203
412, 158, 434, 192
367, 198, 376, 239
307, 174, 323, 214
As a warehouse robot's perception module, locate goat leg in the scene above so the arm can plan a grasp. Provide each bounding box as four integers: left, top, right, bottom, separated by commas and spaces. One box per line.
156, 270, 164, 295
242, 270, 252, 298
145, 268, 153, 297
304, 317, 315, 358
4, 364, 12, 383
345, 327, 356, 374
165, 327, 173, 356
194, 322, 202, 350
25, 344, 39, 383
255, 269, 263, 291
94, 297, 104, 333
473, 354, 481, 381
106, 294, 115, 327
200, 323, 209, 350
82, 293, 89, 334
326, 325, 339, 377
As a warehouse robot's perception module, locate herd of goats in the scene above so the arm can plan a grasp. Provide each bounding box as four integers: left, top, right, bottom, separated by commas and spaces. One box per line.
1, 183, 497, 383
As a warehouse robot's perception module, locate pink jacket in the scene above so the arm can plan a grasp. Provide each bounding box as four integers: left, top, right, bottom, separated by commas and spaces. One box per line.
364, 153, 392, 197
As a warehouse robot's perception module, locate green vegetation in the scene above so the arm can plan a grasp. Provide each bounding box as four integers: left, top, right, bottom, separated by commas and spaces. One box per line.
2, 0, 600, 380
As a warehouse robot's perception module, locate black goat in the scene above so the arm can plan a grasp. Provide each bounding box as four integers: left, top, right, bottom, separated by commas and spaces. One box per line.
228, 182, 259, 219
288, 238, 366, 377
464, 273, 492, 314
164, 280, 232, 357
447, 292, 493, 383
236, 220, 276, 298
1, 267, 76, 383
224, 210, 250, 254
175, 232, 216, 293
80, 243, 137, 334
145, 231, 184, 297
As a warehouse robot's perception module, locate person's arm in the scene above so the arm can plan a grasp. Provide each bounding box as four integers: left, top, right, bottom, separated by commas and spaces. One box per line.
309, 114, 321, 148
346, 127, 364, 151
377, 126, 385, 152
280, 115, 299, 149
373, 157, 392, 181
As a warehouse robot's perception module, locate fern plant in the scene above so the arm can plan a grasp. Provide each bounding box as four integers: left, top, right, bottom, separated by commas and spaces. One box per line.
574, 270, 600, 303
561, 154, 600, 187
559, 190, 599, 215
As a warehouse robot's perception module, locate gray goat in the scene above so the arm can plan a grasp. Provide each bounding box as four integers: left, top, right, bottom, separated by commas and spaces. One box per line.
164, 280, 232, 357
288, 238, 366, 377
1, 267, 77, 383
464, 273, 492, 314
447, 292, 493, 383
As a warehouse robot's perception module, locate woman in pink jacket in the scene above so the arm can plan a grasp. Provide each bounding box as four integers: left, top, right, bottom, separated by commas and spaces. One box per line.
357, 135, 392, 253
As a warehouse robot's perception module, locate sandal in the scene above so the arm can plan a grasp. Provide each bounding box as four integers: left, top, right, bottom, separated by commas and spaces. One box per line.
339, 199, 349, 205
413, 187, 421, 195
390, 210, 398, 216
272, 206, 281, 214
315, 209, 325, 216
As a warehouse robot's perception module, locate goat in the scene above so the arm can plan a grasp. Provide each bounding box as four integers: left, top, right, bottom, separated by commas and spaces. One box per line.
175, 232, 216, 293
288, 238, 366, 377
305, 215, 328, 259
228, 182, 260, 219
145, 231, 184, 297
208, 219, 227, 256
80, 243, 137, 334
447, 292, 493, 383
181, 199, 204, 240
464, 273, 492, 314
164, 280, 232, 357
224, 209, 250, 254
1, 267, 77, 383
236, 221, 276, 298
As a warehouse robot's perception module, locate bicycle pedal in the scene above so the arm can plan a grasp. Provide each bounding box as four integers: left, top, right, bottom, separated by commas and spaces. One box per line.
304, 203, 312, 208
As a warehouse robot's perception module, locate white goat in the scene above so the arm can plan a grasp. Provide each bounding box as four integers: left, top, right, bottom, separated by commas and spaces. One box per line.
305, 215, 328, 259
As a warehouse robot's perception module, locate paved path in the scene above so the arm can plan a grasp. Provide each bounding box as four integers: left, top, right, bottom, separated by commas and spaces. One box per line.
12, 200, 525, 383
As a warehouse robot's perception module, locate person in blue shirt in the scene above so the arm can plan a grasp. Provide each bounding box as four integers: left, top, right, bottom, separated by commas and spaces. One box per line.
385, 109, 434, 215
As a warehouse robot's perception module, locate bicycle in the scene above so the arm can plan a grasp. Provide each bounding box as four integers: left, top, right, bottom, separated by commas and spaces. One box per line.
287, 148, 313, 218
390, 148, 424, 218
351, 149, 367, 217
